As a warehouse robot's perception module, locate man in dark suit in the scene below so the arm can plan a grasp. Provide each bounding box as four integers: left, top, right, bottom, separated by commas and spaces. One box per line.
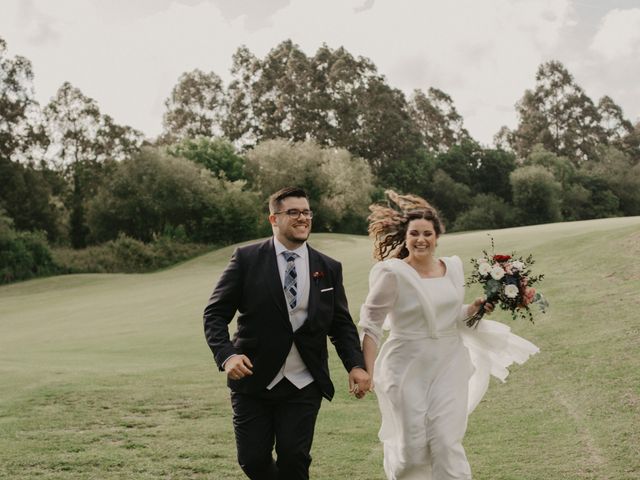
204, 186, 370, 480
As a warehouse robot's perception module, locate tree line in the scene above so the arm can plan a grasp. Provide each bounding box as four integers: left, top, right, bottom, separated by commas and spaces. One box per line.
1, 37, 639, 283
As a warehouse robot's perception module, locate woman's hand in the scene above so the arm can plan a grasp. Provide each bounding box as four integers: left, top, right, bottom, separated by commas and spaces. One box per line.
468, 297, 495, 317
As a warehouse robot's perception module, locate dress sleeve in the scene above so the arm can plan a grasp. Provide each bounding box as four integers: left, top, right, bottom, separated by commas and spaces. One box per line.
457, 304, 469, 325
450, 255, 470, 325
358, 262, 397, 347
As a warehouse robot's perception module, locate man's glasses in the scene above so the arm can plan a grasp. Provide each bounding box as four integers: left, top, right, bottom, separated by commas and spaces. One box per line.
273, 209, 314, 219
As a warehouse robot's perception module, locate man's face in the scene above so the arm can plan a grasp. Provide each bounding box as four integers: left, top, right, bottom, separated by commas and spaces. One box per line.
269, 196, 312, 249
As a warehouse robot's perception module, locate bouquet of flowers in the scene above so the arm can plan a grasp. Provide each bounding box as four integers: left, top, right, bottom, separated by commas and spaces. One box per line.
465, 236, 548, 328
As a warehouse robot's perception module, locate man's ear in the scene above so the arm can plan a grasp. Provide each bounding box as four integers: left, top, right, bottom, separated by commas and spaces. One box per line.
268, 214, 278, 227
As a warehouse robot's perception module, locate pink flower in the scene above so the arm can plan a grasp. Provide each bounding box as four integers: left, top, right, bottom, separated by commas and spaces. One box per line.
523, 287, 536, 306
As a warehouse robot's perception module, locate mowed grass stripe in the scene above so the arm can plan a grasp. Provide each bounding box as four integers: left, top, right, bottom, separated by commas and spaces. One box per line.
1, 217, 639, 479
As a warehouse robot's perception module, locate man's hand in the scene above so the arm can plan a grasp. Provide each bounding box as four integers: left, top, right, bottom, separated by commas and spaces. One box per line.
224, 354, 253, 380
349, 367, 371, 399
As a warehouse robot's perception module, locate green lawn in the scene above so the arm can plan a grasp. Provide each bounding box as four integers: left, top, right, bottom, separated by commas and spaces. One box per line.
1, 217, 639, 479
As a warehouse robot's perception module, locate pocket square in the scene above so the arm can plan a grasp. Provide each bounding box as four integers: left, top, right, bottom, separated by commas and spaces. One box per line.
320, 287, 334, 293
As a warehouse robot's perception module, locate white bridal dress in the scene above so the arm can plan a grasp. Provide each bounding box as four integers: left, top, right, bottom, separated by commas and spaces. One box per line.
359, 256, 539, 480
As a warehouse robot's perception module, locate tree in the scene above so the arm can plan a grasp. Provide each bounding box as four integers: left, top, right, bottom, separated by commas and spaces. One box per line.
510, 165, 562, 224
224, 41, 313, 147
524, 145, 575, 186
453, 194, 518, 232
0, 156, 65, 240
43, 81, 143, 247
310, 44, 422, 171
509, 61, 603, 165
585, 146, 640, 216
346, 79, 421, 174
307, 44, 380, 149
597, 96, 640, 159
0, 208, 58, 284
472, 148, 517, 202
87, 147, 261, 244
408, 88, 470, 153
223, 46, 262, 147
493, 126, 513, 152
0, 37, 44, 163
376, 149, 436, 199
44, 82, 142, 168
224, 42, 422, 175
244, 139, 374, 232
432, 140, 480, 187
167, 137, 246, 181
524, 145, 580, 220
161, 69, 226, 143
424, 169, 472, 226
318, 148, 375, 232
1, 38, 67, 241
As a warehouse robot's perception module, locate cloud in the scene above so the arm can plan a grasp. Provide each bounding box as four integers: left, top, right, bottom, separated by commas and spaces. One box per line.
590, 8, 640, 60
15, 0, 61, 46
211, 0, 292, 31
5, 0, 638, 146
354, 0, 375, 14
258, 0, 573, 144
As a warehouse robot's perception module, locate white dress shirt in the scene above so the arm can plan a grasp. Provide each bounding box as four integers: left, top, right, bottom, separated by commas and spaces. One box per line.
267, 237, 314, 389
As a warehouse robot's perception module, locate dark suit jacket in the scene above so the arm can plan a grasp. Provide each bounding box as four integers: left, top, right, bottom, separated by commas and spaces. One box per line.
203, 238, 364, 400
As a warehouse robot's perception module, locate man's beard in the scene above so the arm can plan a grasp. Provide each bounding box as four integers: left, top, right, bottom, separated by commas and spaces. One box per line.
285, 224, 309, 245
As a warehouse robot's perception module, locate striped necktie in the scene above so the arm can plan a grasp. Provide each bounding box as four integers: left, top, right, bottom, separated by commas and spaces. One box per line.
283, 251, 298, 310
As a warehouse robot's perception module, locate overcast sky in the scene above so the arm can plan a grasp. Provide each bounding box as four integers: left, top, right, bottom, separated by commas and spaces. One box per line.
2, 0, 639, 145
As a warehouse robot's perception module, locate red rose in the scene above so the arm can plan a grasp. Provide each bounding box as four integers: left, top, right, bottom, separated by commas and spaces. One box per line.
493, 254, 511, 262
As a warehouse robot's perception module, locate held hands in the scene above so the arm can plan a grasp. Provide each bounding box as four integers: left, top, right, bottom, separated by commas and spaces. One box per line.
349, 367, 371, 399
224, 354, 253, 381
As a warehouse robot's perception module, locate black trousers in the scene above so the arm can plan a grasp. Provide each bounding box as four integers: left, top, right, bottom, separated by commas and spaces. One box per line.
230, 379, 323, 480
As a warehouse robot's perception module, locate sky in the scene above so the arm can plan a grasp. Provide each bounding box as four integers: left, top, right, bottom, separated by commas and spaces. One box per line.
1, 0, 640, 146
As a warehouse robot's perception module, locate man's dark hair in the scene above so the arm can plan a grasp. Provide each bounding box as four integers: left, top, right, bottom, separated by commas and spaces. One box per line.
269, 187, 308, 213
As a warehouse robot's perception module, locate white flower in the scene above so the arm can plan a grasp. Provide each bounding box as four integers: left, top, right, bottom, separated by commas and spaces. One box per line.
504, 284, 519, 298
477, 257, 489, 264
511, 260, 525, 271
490, 265, 505, 280
478, 263, 492, 276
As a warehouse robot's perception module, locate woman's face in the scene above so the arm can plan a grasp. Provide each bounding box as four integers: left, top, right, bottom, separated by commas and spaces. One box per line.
405, 218, 438, 259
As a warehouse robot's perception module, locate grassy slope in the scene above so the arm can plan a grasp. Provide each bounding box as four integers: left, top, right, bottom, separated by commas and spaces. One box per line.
1, 217, 639, 479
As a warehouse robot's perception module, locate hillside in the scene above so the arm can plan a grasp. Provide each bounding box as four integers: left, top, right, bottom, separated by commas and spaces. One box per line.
1, 217, 639, 479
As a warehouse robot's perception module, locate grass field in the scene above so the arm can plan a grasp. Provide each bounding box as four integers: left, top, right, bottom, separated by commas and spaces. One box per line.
1, 217, 639, 479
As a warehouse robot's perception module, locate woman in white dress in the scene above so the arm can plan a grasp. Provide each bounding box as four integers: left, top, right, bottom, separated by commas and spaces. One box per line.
359, 191, 539, 480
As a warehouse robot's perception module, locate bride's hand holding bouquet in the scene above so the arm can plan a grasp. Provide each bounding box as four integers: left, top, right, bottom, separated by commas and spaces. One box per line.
465, 236, 548, 328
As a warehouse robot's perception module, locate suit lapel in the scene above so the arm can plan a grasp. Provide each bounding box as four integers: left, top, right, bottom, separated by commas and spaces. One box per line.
263, 238, 290, 326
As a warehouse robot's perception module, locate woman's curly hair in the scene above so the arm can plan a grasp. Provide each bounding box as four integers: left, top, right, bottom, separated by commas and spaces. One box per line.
368, 190, 445, 261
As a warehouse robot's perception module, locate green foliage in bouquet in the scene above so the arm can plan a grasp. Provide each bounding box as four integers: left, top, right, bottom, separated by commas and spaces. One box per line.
465, 235, 548, 327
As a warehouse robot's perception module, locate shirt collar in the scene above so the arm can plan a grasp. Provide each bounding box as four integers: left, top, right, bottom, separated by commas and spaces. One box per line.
273, 236, 308, 259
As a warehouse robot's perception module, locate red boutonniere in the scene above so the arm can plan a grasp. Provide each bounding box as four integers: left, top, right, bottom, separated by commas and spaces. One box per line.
312, 271, 325, 284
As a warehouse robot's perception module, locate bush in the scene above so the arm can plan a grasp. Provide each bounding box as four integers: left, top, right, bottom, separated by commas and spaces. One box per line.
52, 234, 211, 274
0, 212, 59, 284
426, 169, 472, 226
587, 147, 640, 216
167, 137, 246, 181
87, 147, 262, 245
196, 180, 263, 244
245, 139, 375, 232
452, 194, 519, 232
510, 165, 562, 224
